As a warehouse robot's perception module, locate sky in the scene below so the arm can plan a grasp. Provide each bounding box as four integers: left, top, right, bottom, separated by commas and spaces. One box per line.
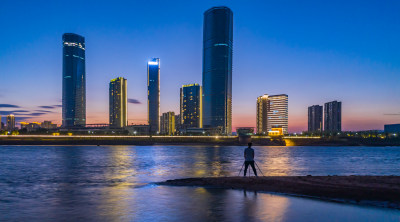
0, 0, 399, 132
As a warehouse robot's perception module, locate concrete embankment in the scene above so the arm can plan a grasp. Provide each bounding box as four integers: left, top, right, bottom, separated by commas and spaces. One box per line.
158, 176, 400, 209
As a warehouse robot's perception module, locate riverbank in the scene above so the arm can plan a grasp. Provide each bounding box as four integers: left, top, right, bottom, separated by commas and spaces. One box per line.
1, 135, 399, 146
158, 176, 400, 209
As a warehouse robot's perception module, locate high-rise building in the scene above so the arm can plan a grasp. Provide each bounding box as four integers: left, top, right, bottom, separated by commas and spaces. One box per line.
256, 95, 269, 134
62, 33, 86, 128
256, 94, 288, 135
160, 112, 175, 135
6, 114, 15, 131
202, 6, 233, 135
324, 101, 342, 132
109, 77, 128, 128
147, 58, 160, 134
308, 105, 323, 133
180, 84, 202, 129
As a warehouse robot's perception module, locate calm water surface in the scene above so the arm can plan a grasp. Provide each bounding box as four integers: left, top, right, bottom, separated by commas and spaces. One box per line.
1, 145, 400, 221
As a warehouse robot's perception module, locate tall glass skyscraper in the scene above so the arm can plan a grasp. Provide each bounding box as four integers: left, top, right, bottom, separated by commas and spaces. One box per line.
62, 33, 86, 128
147, 58, 160, 133
109, 77, 127, 128
202, 6, 233, 135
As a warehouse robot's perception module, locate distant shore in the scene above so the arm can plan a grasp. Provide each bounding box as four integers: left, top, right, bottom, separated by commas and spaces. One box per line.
158, 176, 400, 209
0, 135, 399, 146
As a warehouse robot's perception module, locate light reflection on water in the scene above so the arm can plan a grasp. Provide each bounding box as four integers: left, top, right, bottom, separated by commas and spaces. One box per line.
1, 145, 400, 221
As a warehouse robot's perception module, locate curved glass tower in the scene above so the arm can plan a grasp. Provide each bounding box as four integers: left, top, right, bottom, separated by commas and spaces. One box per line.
202, 6, 233, 135
62, 33, 86, 128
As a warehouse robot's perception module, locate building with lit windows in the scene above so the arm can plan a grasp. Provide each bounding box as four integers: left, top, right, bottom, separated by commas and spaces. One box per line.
147, 58, 160, 134
62, 33, 86, 128
308, 105, 323, 133
256, 94, 288, 135
180, 83, 202, 129
6, 114, 15, 131
324, 101, 342, 132
256, 95, 269, 134
202, 6, 233, 135
109, 77, 128, 128
160, 112, 175, 135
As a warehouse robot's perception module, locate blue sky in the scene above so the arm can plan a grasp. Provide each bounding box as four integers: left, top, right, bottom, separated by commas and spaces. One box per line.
0, 0, 399, 132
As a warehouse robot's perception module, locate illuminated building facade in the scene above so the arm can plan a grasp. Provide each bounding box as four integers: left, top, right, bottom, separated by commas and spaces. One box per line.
324, 101, 342, 132
256, 95, 269, 134
256, 94, 288, 135
180, 83, 202, 129
160, 111, 175, 135
202, 6, 233, 135
6, 114, 15, 131
147, 58, 160, 133
308, 105, 323, 133
62, 33, 86, 128
109, 77, 128, 128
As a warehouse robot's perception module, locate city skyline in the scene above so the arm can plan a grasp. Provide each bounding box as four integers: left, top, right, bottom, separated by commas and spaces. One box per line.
1, 1, 399, 132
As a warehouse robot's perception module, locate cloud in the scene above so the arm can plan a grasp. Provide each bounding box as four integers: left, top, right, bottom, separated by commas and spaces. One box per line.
35, 110, 54, 113
0, 110, 30, 115
38, 105, 62, 109
29, 112, 48, 116
128, 99, 141, 104
0, 104, 20, 108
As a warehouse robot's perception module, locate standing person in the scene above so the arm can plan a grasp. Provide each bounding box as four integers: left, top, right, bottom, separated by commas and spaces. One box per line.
244, 143, 257, 176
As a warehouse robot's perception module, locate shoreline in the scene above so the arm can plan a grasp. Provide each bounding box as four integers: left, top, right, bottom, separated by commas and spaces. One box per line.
1, 135, 400, 146
157, 176, 400, 209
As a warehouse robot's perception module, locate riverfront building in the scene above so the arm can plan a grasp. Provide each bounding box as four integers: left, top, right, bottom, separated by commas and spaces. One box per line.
62, 33, 86, 128
160, 112, 175, 135
6, 114, 15, 131
180, 84, 202, 129
202, 6, 233, 135
324, 101, 342, 132
256, 94, 288, 135
109, 77, 128, 128
147, 58, 160, 134
308, 105, 323, 133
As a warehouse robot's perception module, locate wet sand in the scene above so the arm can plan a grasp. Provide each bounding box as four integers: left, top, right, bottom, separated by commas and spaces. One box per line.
158, 176, 400, 209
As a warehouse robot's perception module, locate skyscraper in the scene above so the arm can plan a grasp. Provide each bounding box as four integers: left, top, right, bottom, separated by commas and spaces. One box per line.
256, 95, 269, 134
109, 77, 128, 128
324, 101, 342, 132
202, 6, 233, 135
180, 83, 202, 129
308, 105, 323, 133
147, 58, 160, 133
160, 112, 175, 135
256, 94, 288, 135
62, 33, 86, 128
6, 114, 15, 131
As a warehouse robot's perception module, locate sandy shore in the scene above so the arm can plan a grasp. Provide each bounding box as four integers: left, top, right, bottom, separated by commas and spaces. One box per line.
157, 176, 400, 209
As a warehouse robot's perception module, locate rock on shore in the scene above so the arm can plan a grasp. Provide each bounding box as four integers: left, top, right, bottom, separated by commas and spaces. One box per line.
157, 176, 400, 209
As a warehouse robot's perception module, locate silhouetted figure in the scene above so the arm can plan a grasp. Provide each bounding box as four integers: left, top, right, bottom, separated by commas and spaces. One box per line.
244, 143, 257, 176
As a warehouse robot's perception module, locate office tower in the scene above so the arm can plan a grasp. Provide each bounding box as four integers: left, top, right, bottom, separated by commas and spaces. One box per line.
202, 6, 233, 135
308, 105, 323, 133
324, 101, 342, 132
147, 58, 160, 133
160, 112, 175, 135
180, 84, 203, 129
62, 33, 86, 128
256, 94, 288, 135
6, 114, 15, 131
256, 95, 269, 134
109, 77, 128, 128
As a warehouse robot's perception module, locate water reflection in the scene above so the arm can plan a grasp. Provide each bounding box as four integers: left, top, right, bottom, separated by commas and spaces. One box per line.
1, 145, 400, 221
